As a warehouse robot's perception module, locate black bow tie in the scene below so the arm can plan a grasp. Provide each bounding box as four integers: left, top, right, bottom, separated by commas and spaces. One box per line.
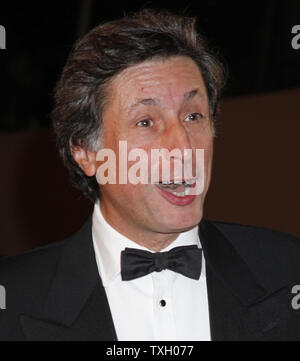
121, 245, 202, 281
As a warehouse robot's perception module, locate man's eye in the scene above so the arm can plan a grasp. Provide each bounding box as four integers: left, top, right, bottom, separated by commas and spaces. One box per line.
136, 119, 153, 127
184, 113, 204, 122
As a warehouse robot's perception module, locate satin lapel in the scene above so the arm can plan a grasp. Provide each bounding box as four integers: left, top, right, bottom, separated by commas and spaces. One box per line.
20, 217, 118, 341
205, 263, 288, 341
199, 219, 287, 341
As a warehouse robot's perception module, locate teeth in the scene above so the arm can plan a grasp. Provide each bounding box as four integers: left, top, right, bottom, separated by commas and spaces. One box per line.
171, 186, 193, 197
156, 180, 196, 197
184, 186, 191, 195
172, 191, 186, 197
157, 179, 196, 185
159, 180, 184, 185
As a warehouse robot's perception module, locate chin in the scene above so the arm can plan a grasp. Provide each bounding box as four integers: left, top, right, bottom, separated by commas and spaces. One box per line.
159, 208, 203, 233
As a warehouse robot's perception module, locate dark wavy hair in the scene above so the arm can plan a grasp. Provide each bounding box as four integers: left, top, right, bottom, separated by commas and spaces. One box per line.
52, 8, 226, 202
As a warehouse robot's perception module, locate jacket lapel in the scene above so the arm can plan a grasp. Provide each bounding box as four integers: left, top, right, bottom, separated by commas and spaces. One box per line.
199, 219, 289, 341
20, 217, 118, 341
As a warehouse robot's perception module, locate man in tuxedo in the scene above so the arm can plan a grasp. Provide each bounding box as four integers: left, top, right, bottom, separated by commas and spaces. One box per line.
1, 9, 300, 341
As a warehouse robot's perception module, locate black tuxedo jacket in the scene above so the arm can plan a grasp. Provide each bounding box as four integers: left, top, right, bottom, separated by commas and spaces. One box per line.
0, 217, 300, 341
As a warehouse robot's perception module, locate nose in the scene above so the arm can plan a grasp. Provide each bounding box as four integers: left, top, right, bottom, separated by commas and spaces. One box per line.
159, 121, 194, 180
162, 121, 192, 153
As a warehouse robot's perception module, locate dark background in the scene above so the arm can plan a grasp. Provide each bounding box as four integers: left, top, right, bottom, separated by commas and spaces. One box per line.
1, 0, 300, 131
0, 0, 299, 256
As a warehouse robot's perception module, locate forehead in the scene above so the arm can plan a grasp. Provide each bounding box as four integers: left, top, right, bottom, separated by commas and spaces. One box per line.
106, 56, 208, 109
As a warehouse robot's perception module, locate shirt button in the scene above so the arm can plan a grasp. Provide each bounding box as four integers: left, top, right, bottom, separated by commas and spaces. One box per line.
160, 299, 166, 307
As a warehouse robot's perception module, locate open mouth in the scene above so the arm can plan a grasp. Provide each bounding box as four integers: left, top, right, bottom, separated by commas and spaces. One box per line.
154, 179, 196, 198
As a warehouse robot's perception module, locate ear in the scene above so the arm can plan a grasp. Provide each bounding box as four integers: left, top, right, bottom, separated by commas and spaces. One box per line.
70, 140, 97, 177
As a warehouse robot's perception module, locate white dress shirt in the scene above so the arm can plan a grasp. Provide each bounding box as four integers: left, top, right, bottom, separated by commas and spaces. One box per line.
92, 200, 211, 341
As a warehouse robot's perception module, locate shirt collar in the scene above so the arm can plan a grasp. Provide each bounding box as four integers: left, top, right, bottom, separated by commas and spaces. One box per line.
92, 200, 204, 287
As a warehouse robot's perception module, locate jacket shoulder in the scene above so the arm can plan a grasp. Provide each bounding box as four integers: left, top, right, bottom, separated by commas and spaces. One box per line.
0, 217, 92, 311
0, 238, 68, 281
210, 220, 300, 245
0, 217, 92, 340
0, 237, 71, 314
206, 219, 300, 285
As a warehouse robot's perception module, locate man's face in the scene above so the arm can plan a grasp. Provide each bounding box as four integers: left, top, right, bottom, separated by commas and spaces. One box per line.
97, 56, 214, 248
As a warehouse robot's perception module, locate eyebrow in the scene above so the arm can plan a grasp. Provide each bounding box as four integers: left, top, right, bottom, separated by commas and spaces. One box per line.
183, 88, 204, 102
128, 88, 205, 113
